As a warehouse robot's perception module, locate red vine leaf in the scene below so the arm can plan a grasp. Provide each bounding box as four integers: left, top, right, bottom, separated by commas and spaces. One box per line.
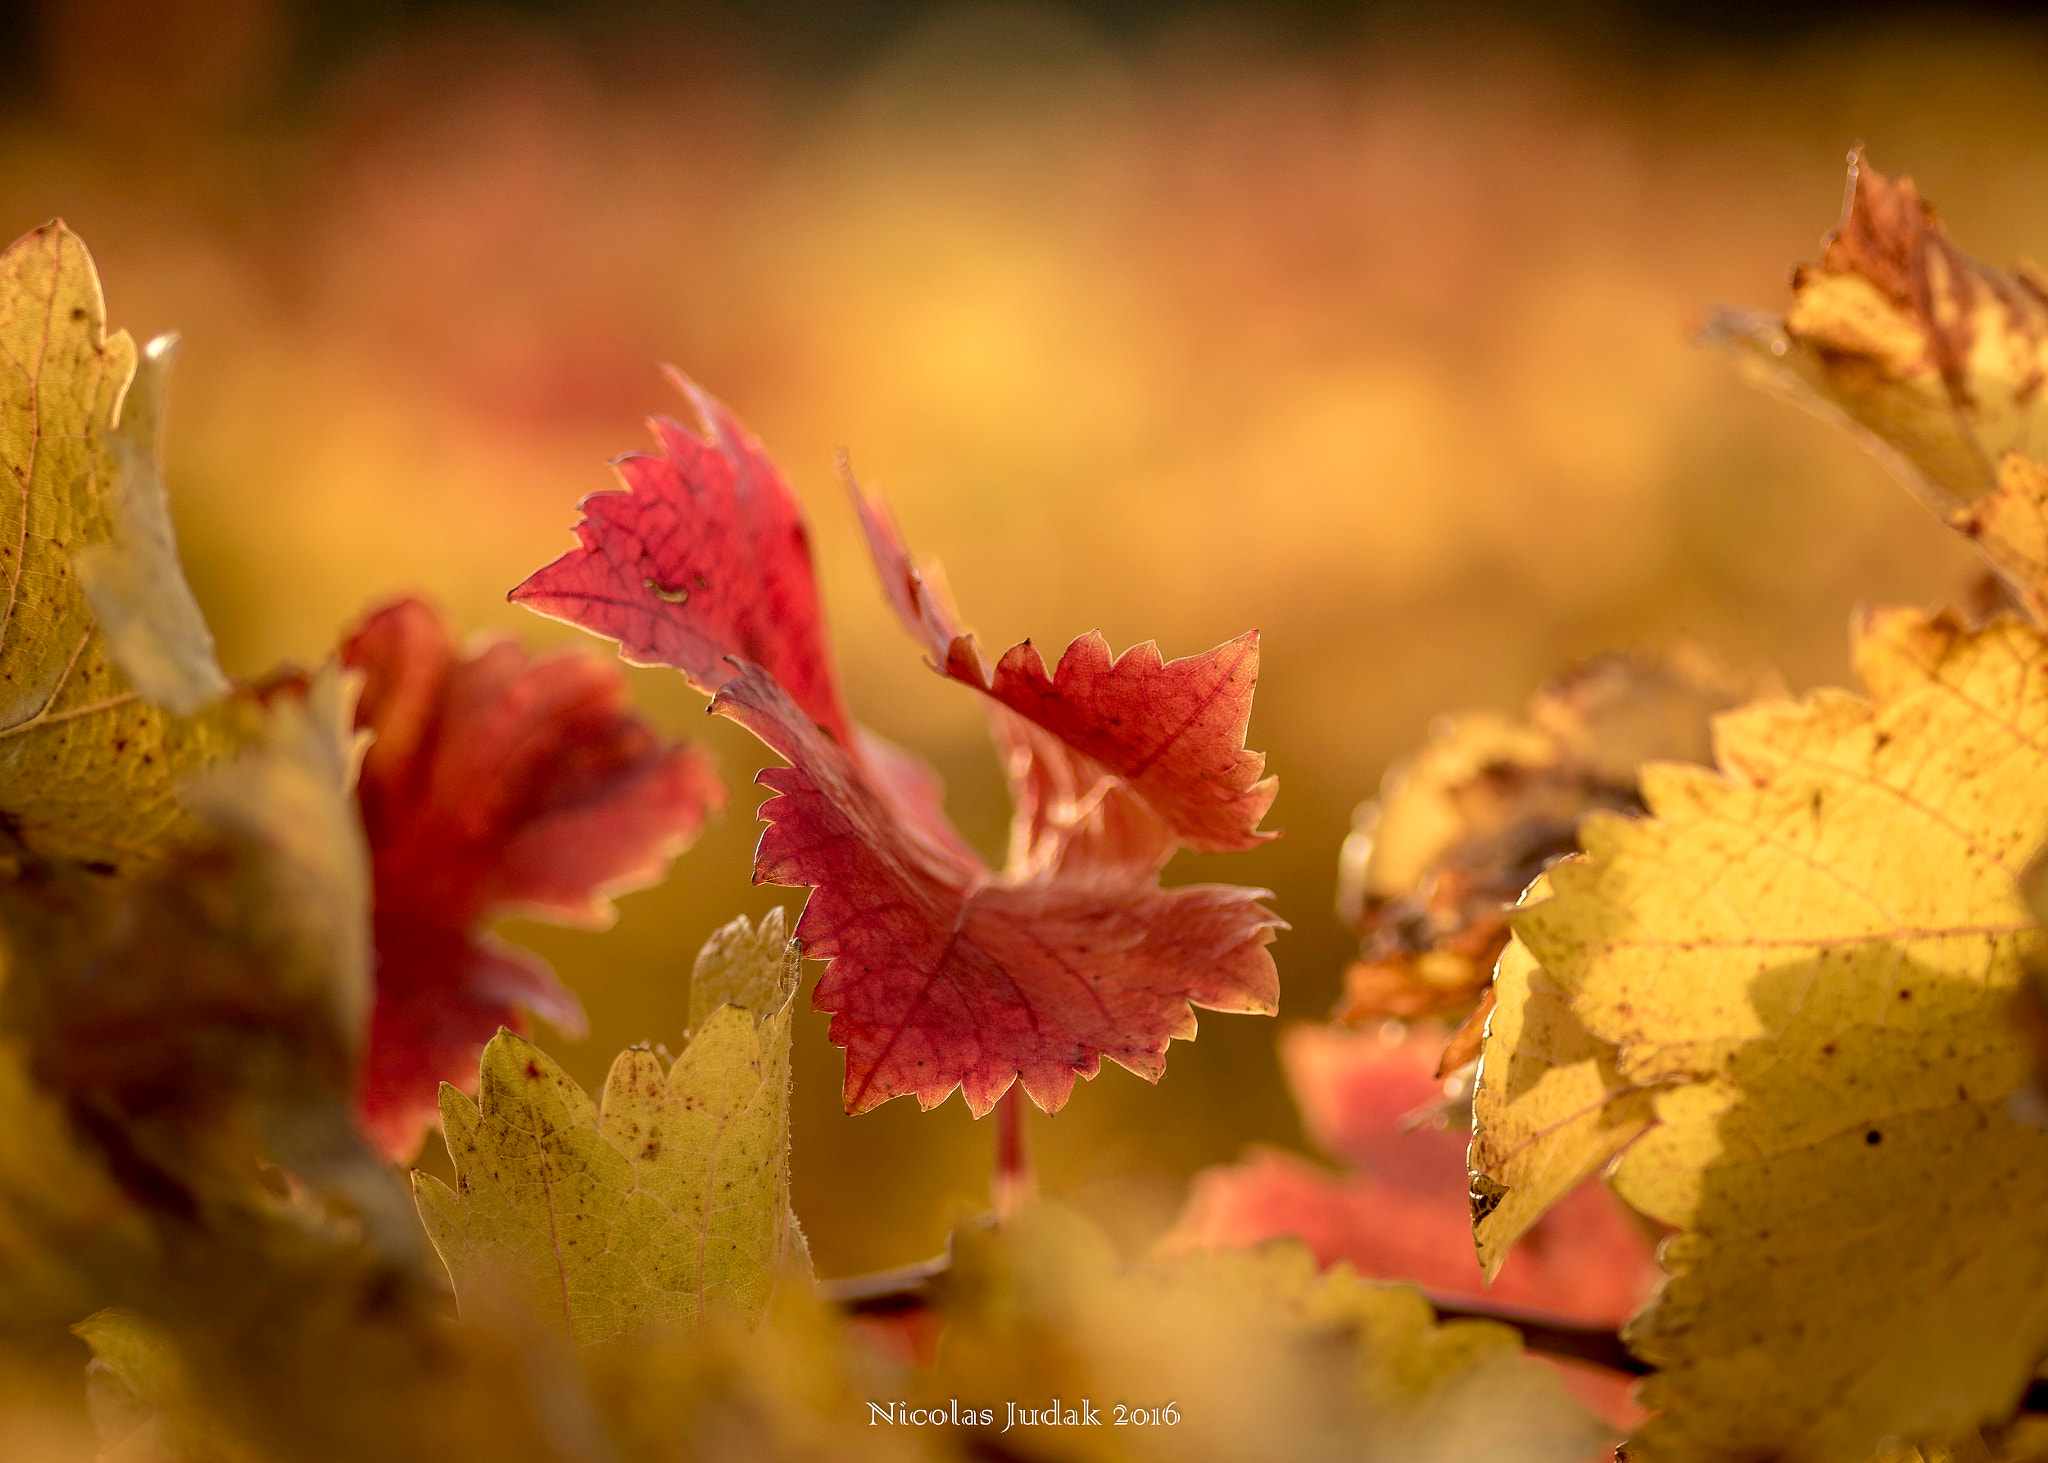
1169, 1025, 1654, 1324
851, 475, 1276, 876
1166, 1025, 1653, 1422
344, 597, 723, 1159
714, 664, 1279, 1114
509, 370, 853, 745
513, 380, 1281, 1116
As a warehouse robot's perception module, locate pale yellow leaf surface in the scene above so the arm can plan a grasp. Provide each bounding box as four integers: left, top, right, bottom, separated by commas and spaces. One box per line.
1951, 452, 2048, 621
930, 1203, 1608, 1463
416, 909, 801, 1345
1467, 890, 1654, 1277
1508, 606, 2048, 1463
75, 332, 230, 717
0, 222, 240, 871
1703, 153, 2048, 520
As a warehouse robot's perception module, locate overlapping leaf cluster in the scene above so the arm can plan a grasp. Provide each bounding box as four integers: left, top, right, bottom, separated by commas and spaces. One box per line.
510, 377, 1285, 1116
0, 218, 1615, 1463
1332, 644, 1768, 1074
0, 219, 724, 1457
1453, 154, 2048, 1463
39, 146, 2048, 1463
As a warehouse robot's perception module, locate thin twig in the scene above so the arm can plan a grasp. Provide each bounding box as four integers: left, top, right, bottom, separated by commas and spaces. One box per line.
820, 1253, 949, 1315
1419, 1289, 1647, 1376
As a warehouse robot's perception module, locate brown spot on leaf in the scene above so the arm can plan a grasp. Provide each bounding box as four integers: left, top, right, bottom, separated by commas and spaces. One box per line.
1469, 1172, 1508, 1225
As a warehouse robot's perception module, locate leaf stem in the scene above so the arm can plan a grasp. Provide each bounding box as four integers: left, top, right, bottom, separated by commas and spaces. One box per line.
992, 1088, 1034, 1221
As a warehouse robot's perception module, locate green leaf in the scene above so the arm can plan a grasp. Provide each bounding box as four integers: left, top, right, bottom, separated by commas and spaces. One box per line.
0, 222, 238, 872
416, 908, 802, 1344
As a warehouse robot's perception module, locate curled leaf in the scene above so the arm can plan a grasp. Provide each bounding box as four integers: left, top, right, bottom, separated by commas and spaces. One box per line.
1468, 911, 1655, 1277
343, 597, 723, 1160
74, 332, 231, 717
512, 379, 1281, 1116
1705, 152, 2048, 595
853, 475, 1275, 875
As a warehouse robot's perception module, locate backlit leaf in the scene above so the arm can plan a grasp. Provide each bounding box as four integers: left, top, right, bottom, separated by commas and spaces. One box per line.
713, 665, 1280, 1115
1951, 452, 2048, 622
415, 909, 800, 1343
852, 476, 1275, 872
1704, 153, 2048, 574
1468, 915, 1654, 1278
73, 333, 230, 718
509, 370, 853, 744
510, 380, 1280, 1116
0, 223, 244, 871
1500, 607, 2048, 1463
342, 596, 723, 1161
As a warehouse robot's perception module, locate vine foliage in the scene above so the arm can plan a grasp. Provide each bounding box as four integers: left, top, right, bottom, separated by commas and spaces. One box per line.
0, 153, 2044, 1463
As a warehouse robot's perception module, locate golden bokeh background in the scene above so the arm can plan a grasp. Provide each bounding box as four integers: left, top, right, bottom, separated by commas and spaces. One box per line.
4, 0, 2036, 1281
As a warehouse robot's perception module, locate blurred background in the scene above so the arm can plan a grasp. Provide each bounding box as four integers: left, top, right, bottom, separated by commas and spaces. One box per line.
2, 0, 2038, 1287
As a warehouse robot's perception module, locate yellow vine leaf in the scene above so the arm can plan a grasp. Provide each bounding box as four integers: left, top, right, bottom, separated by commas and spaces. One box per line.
415, 908, 802, 1345
925, 1203, 1608, 1463
1338, 643, 1765, 1073
1504, 606, 2048, 1463
1467, 885, 1654, 1277
0, 222, 240, 871
1951, 452, 2048, 621
1702, 152, 2048, 520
